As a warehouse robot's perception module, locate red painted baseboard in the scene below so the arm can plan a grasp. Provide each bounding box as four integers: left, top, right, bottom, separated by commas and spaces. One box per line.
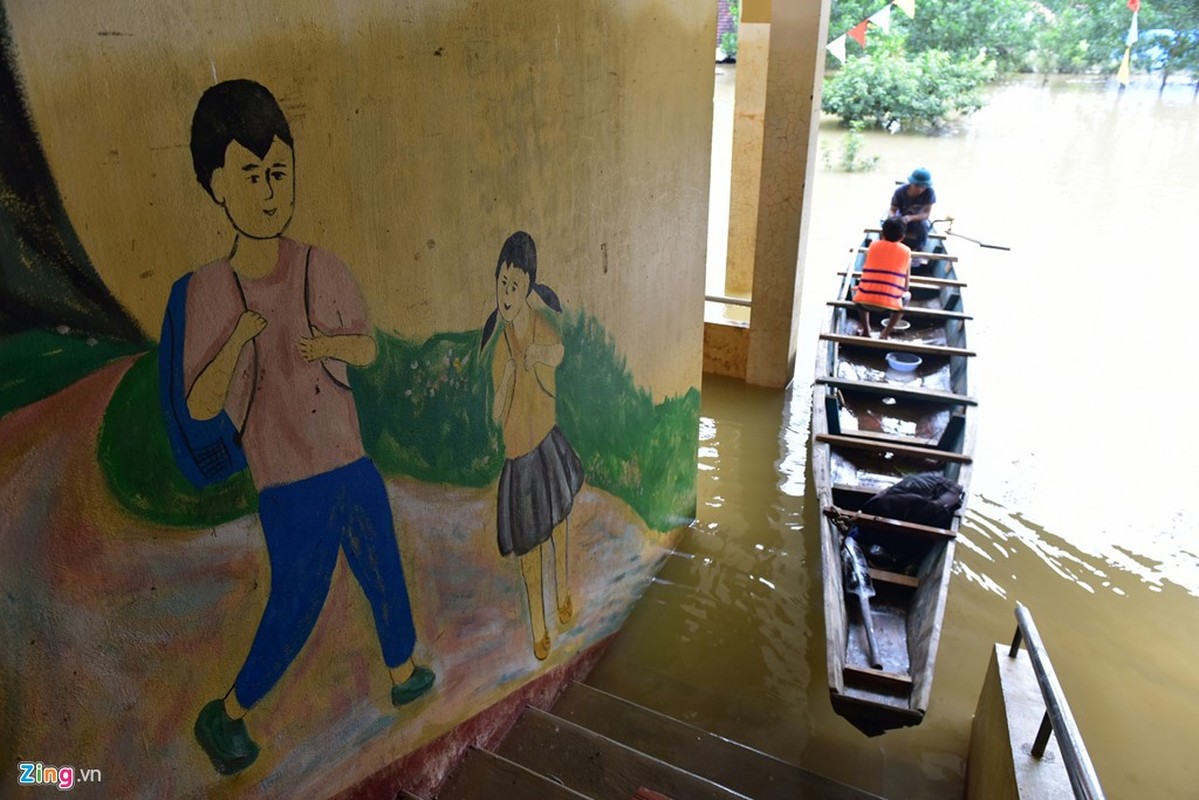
334, 636, 613, 799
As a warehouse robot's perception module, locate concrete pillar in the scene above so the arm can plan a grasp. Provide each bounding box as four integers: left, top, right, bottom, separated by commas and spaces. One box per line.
723, 1, 769, 299
744, 0, 829, 388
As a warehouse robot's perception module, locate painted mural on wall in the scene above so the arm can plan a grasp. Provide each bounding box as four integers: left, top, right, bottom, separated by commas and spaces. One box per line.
0, 7, 703, 793
482, 231, 583, 663
168, 79, 438, 775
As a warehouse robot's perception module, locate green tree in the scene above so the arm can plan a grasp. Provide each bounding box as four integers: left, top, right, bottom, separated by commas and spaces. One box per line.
1028, 0, 1198, 80
828, 0, 1036, 75
1135, 28, 1199, 90
901, 0, 1036, 74
821, 121, 880, 173
822, 49, 996, 132
1028, 5, 1096, 75
720, 0, 741, 61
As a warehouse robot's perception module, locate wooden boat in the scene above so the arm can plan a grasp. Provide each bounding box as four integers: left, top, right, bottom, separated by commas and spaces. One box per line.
809, 228, 976, 736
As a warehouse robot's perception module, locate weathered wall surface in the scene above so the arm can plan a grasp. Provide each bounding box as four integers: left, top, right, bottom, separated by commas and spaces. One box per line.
4, 0, 710, 396
0, 1, 712, 796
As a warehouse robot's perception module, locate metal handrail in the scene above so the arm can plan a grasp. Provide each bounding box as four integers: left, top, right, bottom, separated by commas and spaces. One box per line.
704, 293, 752, 308
1008, 602, 1106, 800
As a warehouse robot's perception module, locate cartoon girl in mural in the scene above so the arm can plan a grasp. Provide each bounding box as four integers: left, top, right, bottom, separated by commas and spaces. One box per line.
480, 231, 585, 661
179, 79, 434, 775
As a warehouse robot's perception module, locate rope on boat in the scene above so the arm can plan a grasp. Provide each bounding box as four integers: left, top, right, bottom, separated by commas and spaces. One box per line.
824, 506, 861, 534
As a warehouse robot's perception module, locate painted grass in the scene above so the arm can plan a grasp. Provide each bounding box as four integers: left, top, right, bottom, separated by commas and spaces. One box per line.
96, 312, 698, 531
0, 329, 145, 418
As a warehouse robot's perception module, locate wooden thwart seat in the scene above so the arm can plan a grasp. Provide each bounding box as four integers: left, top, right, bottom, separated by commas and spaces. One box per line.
817, 375, 976, 406
864, 227, 947, 242
849, 246, 957, 263
820, 332, 975, 358
832, 482, 889, 499
825, 505, 957, 541
837, 428, 937, 448
840, 267, 964, 287
826, 299, 972, 321
843, 663, 914, 692
816, 432, 973, 464
869, 567, 919, 588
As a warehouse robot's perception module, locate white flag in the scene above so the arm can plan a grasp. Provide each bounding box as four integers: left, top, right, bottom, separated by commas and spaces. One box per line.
827, 34, 847, 64
870, 5, 892, 34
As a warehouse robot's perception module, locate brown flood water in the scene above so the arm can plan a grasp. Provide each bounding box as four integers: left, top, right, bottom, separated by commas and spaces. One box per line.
589, 71, 1199, 799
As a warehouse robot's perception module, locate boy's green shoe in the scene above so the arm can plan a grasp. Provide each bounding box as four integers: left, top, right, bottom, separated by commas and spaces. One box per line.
194, 699, 259, 775
391, 665, 436, 707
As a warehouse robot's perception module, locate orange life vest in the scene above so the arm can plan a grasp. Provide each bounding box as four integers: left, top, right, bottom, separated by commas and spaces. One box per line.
852, 240, 911, 311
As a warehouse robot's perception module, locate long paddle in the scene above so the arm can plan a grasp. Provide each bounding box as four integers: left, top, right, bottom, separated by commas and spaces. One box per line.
841, 533, 883, 670
933, 216, 1011, 251
945, 229, 1010, 251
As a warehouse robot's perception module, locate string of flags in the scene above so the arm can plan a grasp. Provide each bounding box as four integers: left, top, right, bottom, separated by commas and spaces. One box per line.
1116, 0, 1140, 86
827, 0, 915, 64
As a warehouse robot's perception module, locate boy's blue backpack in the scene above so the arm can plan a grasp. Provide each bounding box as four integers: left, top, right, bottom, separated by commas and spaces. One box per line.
158, 271, 250, 487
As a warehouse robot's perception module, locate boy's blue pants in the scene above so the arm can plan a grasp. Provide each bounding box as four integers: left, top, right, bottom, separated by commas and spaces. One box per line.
233, 457, 417, 708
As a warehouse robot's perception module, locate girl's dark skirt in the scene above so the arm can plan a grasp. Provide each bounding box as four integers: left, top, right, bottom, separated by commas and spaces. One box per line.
497, 426, 584, 557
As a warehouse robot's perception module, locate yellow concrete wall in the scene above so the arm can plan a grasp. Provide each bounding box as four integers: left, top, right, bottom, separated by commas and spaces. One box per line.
0, 1, 712, 796
5, 0, 709, 397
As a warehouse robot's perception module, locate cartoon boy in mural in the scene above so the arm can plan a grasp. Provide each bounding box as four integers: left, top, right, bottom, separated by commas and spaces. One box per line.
180, 79, 434, 775
480, 231, 584, 661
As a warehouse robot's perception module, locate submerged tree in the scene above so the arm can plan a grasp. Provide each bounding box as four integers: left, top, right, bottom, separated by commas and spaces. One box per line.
822, 48, 996, 132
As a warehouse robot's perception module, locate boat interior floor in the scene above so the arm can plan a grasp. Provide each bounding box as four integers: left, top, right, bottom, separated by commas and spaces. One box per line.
845, 591, 913, 676
835, 395, 951, 444
839, 317, 951, 347
834, 351, 954, 393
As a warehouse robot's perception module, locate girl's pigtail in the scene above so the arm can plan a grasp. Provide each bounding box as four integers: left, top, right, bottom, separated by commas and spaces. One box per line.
480, 308, 499, 352
532, 282, 562, 313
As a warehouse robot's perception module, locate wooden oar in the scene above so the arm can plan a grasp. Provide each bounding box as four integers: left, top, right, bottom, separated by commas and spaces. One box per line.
944, 229, 1011, 251
842, 533, 883, 670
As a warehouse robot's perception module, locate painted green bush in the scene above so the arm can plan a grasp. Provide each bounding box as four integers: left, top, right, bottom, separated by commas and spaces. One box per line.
0, 329, 144, 418
353, 329, 501, 487
97, 351, 258, 527
557, 313, 699, 531
97, 312, 699, 532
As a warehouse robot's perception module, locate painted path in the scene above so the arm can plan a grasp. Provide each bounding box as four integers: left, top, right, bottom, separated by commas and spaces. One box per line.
0, 356, 675, 798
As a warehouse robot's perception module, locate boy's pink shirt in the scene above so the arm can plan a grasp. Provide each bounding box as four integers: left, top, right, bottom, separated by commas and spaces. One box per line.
183, 237, 370, 489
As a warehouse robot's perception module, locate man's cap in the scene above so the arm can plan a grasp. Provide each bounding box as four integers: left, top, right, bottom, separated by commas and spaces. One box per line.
908, 167, 932, 186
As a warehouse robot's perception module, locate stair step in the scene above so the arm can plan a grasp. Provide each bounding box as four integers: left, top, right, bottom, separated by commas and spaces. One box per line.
552, 683, 884, 800
435, 747, 592, 800
497, 706, 751, 800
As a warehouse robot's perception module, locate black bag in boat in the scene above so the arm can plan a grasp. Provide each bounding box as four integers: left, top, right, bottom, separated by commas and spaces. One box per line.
859, 472, 964, 529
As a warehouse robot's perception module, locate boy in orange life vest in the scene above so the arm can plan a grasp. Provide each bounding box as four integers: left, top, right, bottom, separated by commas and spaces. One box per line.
853, 216, 911, 339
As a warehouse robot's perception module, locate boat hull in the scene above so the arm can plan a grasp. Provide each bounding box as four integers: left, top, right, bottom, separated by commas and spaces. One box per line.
810, 229, 975, 736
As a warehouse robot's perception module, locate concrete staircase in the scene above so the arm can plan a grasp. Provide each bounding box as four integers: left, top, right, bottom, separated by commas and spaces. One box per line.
415, 682, 884, 800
